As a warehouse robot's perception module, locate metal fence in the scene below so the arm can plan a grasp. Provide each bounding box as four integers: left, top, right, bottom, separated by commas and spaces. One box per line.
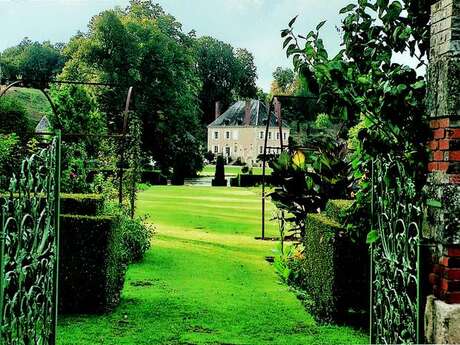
0, 132, 61, 345
370, 157, 423, 344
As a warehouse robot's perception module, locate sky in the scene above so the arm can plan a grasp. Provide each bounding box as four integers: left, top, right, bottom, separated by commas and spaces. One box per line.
1, 0, 350, 91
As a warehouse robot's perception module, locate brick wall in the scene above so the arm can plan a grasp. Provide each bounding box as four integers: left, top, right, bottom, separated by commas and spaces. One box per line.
426, 0, 460, 307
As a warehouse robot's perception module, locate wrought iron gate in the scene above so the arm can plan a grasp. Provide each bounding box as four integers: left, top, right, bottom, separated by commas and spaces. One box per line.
370, 157, 423, 345
0, 132, 61, 345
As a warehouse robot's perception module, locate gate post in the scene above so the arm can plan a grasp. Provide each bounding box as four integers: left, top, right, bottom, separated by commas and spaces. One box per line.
425, 0, 460, 343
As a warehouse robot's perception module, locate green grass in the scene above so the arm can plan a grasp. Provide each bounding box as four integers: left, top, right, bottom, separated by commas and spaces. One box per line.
1, 86, 51, 124
57, 186, 366, 344
199, 165, 272, 176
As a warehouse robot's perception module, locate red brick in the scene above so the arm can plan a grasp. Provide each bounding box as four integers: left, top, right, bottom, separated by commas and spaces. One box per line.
440, 279, 460, 291
433, 264, 444, 274
429, 272, 440, 286
438, 162, 449, 171
434, 150, 444, 161
433, 128, 446, 139
448, 128, 460, 139
428, 162, 439, 171
450, 175, 460, 184
438, 118, 450, 128
443, 268, 460, 280
449, 151, 460, 161
439, 139, 450, 150
430, 120, 439, 129
445, 292, 460, 304
440, 256, 460, 268
429, 141, 438, 150
445, 247, 460, 257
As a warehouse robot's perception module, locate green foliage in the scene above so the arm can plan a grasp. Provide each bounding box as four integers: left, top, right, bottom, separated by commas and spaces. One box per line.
0, 134, 21, 189
282, 0, 430, 241
270, 129, 350, 238
60, 1, 203, 175
60, 193, 104, 216
59, 214, 127, 313
280, 205, 369, 322
61, 143, 92, 193
195, 36, 258, 124
110, 205, 154, 263
0, 97, 32, 135
0, 38, 65, 83
314, 113, 332, 129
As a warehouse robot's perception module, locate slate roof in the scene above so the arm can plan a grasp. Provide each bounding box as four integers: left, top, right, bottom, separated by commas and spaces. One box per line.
35, 116, 51, 133
208, 99, 288, 128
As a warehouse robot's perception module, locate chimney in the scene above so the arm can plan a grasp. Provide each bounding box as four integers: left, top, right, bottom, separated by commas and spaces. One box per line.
215, 101, 222, 119
244, 100, 252, 125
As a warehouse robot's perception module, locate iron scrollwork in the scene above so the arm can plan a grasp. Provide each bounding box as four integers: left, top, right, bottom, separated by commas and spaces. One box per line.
370, 157, 422, 345
0, 135, 60, 345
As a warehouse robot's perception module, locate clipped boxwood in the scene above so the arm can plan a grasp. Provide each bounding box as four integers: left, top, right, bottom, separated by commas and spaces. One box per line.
302, 200, 369, 322
60, 193, 104, 216
59, 214, 126, 314
141, 170, 167, 185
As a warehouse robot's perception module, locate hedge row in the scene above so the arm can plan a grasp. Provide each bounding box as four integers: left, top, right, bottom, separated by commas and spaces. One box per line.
301, 200, 369, 322
230, 174, 275, 187
61, 193, 104, 216
59, 214, 126, 314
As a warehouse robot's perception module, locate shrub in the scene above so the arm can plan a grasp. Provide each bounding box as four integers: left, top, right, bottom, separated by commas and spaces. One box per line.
212, 155, 227, 186
115, 207, 154, 263
60, 193, 104, 216
289, 200, 368, 322
59, 214, 126, 313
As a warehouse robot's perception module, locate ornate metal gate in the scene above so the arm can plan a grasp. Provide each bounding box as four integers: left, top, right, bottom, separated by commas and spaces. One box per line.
0, 133, 61, 345
370, 157, 423, 344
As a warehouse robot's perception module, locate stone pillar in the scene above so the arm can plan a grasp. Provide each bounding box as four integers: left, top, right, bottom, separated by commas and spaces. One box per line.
425, 1, 460, 343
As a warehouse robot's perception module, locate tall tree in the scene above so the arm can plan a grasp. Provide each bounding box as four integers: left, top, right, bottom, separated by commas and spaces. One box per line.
56, 1, 204, 175
195, 37, 258, 124
0, 38, 65, 84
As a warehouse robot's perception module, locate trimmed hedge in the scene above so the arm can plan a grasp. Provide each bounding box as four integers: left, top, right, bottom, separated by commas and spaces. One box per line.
142, 170, 167, 185
59, 214, 126, 314
230, 174, 275, 187
60, 193, 104, 216
301, 200, 369, 322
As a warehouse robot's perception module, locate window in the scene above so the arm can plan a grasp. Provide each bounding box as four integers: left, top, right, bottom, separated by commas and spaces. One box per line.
268, 132, 272, 140
283, 132, 287, 140
276, 132, 280, 140
226, 131, 230, 139
225, 147, 231, 156
214, 131, 219, 139
259, 146, 263, 154
234, 145, 238, 153
214, 146, 219, 153
259, 131, 264, 139
232, 130, 239, 140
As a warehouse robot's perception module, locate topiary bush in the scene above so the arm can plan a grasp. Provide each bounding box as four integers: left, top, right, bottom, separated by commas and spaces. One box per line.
212, 155, 227, 186
59, 214, 126, 314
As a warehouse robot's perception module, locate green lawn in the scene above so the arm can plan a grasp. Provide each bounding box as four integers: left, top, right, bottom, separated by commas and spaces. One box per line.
1, 87, 51, 124
199, 165, 272, 176
57, 186, 366, 344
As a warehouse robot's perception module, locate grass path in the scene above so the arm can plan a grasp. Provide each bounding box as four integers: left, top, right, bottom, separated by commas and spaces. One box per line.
57, 186, 366, 344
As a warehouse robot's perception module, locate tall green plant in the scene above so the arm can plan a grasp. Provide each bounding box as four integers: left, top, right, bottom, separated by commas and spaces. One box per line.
281, 0, 430, 240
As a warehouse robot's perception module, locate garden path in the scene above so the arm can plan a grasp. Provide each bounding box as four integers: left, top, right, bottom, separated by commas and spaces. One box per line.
58, 186, 365, 344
